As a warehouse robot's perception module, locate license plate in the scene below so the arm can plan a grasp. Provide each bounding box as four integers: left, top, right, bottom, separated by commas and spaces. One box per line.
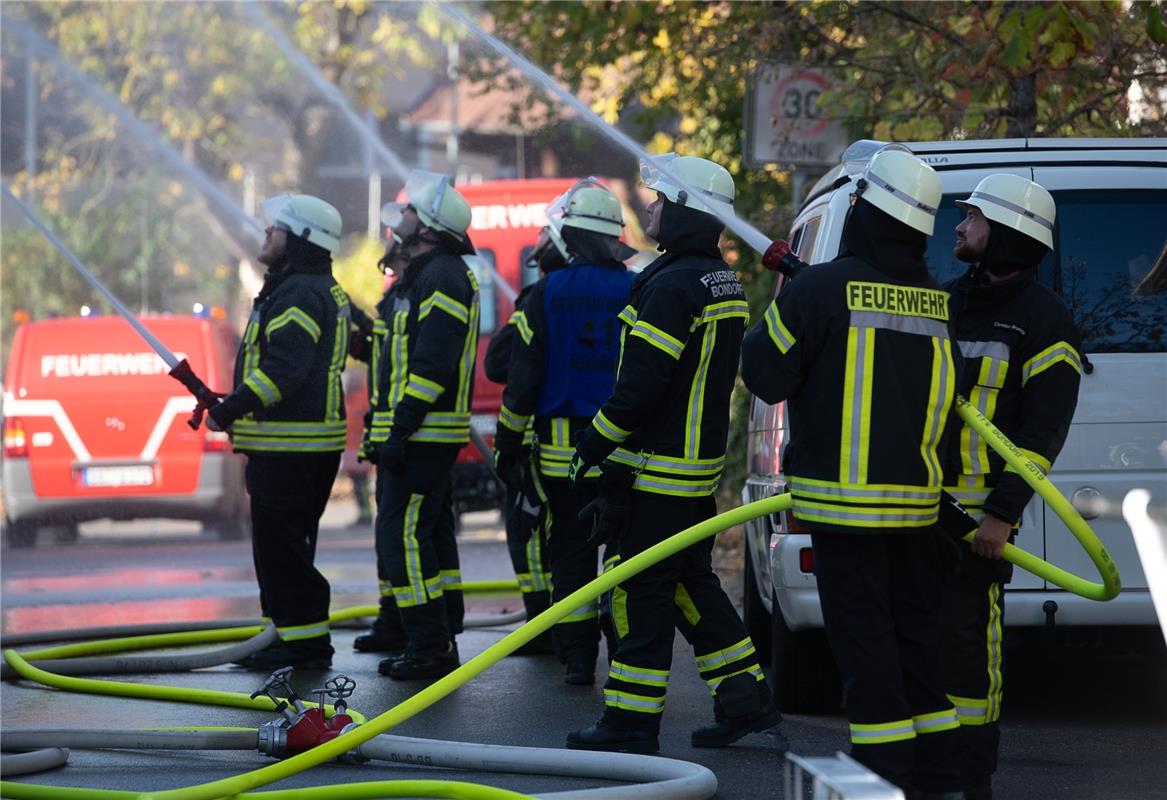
82, 465, 155, 488
470, 414, 497, 436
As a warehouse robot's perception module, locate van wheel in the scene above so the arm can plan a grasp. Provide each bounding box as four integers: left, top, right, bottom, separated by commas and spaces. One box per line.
5, 521, 37, 549
771, 592, 842, 714
214, 516, 249, 542
743, 545, 773, 668
52, 523, 80, 545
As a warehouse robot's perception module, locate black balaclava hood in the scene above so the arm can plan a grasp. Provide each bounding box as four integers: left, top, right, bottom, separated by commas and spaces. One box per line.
840, 196, 929, 280
655, 198, 724, 257
561, 226, 627, 269
979, 217, 1050, 278
258, 231, 332, 301
525, 234, 568, 273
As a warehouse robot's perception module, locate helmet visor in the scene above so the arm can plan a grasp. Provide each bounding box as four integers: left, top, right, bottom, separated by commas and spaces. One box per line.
380, 201, 408, 231
404, 170, 453, 228
545, 177, 607, 237
639, 153, 679, 194
260, 195, 293, 232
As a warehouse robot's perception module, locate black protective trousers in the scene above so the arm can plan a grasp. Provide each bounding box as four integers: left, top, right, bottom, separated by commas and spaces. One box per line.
503, 475, 553, 626
942, 545, 1010, 795
602, 492, 769, 733
810, 529, 961, 794
245, 452, 339, 640
374, 444, 464, 653
543, 478, 605, 665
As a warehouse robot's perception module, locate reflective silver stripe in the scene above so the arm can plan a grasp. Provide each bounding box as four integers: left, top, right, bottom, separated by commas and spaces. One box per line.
792, 499, 938, 526
618, 305, 638, 326
378, 580, 394, 598
846, 327, 871, 485
560, 605, 598, 623
277, 620, 329, 641
788, 478, 939, 504
632, 474, 720, 496
1022, 344, 1082, 385
923, 338, 953, 483
968, 190, 1053, 230
764, 304, 796, 353
609, 448, 725, 476
402, 494, 426, 607
959, 340, 1011, 362
866, 171, 937, 216
948, 694, 989, 725
695, 638, 755, 672
850, 721, 916, 743
685, 324, 716, 459
706, 665, 764, 694
604, 690, 665, 713
630, 322, 684, 359
913, 708, 960, 734
609, 662, 669, 687
593, 411, 631, 442
850, 310, 949, 339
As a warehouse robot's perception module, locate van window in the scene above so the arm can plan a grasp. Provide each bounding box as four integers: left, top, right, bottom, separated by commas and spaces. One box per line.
791, 216, 822, 262
463, 250, 499, 336
1054, 189, 1166, 354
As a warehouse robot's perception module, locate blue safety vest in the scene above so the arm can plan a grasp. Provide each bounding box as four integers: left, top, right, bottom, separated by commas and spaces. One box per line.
537, 263, 633, 418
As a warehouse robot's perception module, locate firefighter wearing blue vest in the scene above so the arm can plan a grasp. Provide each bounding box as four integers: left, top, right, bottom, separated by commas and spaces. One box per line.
207, 194, 348, 671
742, 148, 962, 797
565, 156, 780, 754
358, 171, 480, 681
493, 180, 636, 685
482, 224, 570, 658
942, 175, 1081, 800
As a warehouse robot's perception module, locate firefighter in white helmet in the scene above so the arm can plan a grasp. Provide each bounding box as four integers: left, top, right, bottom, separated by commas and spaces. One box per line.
356, 171, 480, 681
208, 193, 348, 671
492, 178, 636, 683
565, 155, 779, 754
743, 148, 962, 796
941, 174, 1081, 800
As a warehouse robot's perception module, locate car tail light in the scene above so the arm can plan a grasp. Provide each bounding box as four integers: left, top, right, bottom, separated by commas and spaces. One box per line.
3, 418, 28, 458
203, 430, 231, 453
799, 547, 815, 573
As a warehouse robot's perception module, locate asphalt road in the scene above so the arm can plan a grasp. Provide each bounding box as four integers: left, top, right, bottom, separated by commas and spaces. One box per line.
2, 500, 1165, 799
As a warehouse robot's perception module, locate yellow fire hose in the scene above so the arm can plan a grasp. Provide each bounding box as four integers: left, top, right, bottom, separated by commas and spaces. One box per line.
954, 395, 1121, 601
1, 413, 1121, 799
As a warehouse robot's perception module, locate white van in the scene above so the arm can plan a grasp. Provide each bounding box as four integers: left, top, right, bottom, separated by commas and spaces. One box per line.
741, 138, 1167, 713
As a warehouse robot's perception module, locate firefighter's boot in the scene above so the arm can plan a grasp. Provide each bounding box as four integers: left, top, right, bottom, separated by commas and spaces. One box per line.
691, 674, 781, 748
380, 641, 459, 680
354, 600, 408, 654
565, 719, 659, 755
237, 635, 333, 671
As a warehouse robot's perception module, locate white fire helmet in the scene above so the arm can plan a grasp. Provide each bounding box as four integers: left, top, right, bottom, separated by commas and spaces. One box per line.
639, 153, 735, 215
260, 194, 343, 254
955, 173, 1056, 249
856, 149, 941, 236
545, 178, 624, 257
380, 170, 472, 244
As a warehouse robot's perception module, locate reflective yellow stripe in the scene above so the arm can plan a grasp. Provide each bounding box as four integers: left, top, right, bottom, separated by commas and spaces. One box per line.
608, 448, 725, 477
405, 373, 444, 403
986, 583, 1003, 723
840, 326, 874, 485
632, 474, 720, 497
1021, 340, 1081, 386
675, 584, 700, 626
613, 584, 629, 638
764, 303, 796, 353
397, 494, 427, 608
913, 707, 960, 735
266, 306, 321, 342
920, 337, 955, 485
706, 664, 764, 694
630, 320, 685, 359
788, 477, 940, 505
378, 580, 394, 598
791, 499, 939, 528
609, 660, 670, 687
948, 694, 989, 726
617, 305, 637, 327
693, 299, 750, 327
604, 690, 665, 714
244, 368, 282, 406
592, 410, 631, 443
510, 310, 534, 345
326, 316, 346, 422
684, 323, 716, 459
695, 637, 756, 674
456, 275, 479, 414
419, 290, 470, 324
850, 719, 916, 745
277, 620, 330, 642
560, 605, 598, 624
961, 355, 1004, 478
499, 404, 530, 433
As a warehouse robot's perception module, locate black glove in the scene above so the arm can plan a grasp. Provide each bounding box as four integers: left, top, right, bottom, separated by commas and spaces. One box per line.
348, 323, 374, 362
568, 451, 599, 486
379, 435, 408, 473
494, 448, 523, 491
577, 464, 635, 549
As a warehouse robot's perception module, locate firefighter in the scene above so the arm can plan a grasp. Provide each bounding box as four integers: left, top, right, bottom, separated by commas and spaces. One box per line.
493, 180, 636, 684
482, 224, 568, 658
741, 148, 961, 797
360, 171, 480, 681
207, 194, 348, 671
942, 175, 1081, 800
565, 156, 780, 754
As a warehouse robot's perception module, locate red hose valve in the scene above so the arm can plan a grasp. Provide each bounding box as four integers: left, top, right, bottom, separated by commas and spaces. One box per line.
761, 239, 809, 279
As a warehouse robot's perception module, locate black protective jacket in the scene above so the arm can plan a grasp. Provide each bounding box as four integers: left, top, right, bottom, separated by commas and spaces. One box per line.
742, 203, 959, 534
941, 266, 1083, 526
213, 271, 349, 454
574, 244, 749, 498
366, 249, 480, 447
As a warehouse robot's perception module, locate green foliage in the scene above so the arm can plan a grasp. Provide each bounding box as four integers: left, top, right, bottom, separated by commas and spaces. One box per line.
332, 236, 387, 318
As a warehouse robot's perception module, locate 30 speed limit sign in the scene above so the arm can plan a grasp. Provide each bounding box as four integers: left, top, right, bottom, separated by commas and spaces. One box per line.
747, 65, 848, 167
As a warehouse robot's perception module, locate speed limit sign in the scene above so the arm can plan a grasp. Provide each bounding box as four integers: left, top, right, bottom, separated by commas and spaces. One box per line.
746, 65, 849, 167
